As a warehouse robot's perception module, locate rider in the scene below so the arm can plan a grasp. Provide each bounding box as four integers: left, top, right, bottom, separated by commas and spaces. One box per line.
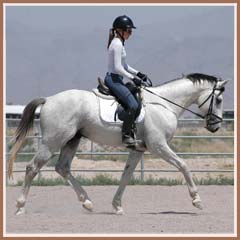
104, 15, 148, 146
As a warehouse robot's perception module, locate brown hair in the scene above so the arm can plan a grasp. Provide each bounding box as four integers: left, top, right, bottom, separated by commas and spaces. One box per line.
107, 28, 115, 49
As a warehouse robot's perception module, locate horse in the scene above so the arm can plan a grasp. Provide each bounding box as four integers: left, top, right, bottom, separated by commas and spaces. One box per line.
8, 73, 227, 215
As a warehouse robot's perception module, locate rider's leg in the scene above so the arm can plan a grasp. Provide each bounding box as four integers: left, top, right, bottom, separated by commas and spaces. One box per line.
105, 73, 139, 145
121, 94, 138, 145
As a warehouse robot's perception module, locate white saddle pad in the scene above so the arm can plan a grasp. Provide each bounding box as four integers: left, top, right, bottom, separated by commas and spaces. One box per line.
98, 97, 145, 124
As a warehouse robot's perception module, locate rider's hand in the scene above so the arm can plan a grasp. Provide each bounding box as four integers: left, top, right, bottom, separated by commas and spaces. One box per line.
137, 72, 148, 82
132, 77, 142, 86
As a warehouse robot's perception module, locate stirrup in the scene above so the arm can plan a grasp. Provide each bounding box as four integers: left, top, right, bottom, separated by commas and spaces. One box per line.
123, 137, 146, 152
122, 135, 136, 146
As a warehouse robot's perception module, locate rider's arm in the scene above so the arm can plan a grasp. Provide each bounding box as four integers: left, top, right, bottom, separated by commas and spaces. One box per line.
112, 41, 134, 79
123, 62, 138, 75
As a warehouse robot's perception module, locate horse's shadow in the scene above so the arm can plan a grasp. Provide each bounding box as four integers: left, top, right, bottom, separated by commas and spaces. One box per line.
82, 211, 117, 215
141, 211, 198, 216
82, 210, 199, 216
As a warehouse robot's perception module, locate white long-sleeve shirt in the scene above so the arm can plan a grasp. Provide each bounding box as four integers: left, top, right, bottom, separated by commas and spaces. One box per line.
107, 37, 138, 79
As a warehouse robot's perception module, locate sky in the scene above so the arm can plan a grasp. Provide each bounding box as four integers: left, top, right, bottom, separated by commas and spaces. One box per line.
5, 4, 235, 110
6, 5, 222, 30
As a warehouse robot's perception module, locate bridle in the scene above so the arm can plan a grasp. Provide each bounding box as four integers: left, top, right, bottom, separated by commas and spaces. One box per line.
198, 83, 225, 128
141, 78, 225, 128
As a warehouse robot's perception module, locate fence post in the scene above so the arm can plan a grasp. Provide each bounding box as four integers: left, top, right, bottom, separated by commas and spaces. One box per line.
36, 120, 41, 148
38, 171, 42, 183
5, 118, 8, 186
91, 141, 94, 161
140, 154, 144, 181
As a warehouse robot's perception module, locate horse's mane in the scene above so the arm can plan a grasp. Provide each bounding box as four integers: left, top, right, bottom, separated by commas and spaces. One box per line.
186, 73, 218, 83
156, 73, 218, 87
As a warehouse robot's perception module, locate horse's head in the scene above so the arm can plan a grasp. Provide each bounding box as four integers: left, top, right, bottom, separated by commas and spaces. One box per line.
197, 79, 228, 133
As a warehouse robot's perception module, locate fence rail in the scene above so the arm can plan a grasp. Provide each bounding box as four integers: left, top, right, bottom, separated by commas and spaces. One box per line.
5, 152, 234, 156
5, 117, 234, 181
10, 169, 232, 173
6, 135, 234, 139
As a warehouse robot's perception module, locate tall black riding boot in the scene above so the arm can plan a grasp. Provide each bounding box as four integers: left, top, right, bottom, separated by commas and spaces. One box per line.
122, 110, 136, 146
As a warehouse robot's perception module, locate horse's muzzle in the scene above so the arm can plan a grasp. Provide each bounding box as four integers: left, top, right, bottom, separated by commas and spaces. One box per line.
207, 126, 220, 133
205, 114, 222, 133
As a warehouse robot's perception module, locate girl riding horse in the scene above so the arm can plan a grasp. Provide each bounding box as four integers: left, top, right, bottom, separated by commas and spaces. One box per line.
104, 15, 147, 146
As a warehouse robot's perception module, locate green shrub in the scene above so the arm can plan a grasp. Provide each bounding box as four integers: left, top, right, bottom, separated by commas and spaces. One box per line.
14, 174, 233, 186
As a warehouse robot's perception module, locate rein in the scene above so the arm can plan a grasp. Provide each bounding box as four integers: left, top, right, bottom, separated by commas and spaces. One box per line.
143, 87, 205, 119
141, 78, 225, 126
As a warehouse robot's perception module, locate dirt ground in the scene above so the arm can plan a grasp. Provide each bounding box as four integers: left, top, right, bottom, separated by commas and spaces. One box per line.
5, 185, 234, 236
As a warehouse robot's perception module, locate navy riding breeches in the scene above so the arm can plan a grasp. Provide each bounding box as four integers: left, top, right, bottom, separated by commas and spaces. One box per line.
104, 73, 139, 114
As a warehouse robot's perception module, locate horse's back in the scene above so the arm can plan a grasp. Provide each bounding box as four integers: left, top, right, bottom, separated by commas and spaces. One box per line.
48, 89, 93, 102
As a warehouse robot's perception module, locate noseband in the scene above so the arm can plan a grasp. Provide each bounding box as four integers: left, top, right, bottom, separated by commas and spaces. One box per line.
198, 83, 225, 127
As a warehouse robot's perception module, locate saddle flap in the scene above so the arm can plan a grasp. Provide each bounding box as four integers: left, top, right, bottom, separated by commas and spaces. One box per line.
98, 98, 145, 124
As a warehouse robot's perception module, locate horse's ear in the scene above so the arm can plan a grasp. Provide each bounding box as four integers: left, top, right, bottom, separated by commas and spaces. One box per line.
219, 80, 229, 87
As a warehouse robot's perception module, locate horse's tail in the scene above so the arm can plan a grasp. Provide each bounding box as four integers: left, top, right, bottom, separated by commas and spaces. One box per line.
8, 98, 46, 179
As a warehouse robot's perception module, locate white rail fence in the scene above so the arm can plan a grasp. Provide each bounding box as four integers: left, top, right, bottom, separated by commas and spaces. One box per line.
5, 117, 234, 182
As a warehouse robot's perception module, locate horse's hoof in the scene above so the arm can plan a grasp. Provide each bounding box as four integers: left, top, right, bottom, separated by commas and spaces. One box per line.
192, 198, 203, 210
82, 199, 93, 212
16, 198, 25, 209
115, 206, 124, 215
15, 207, 26, 215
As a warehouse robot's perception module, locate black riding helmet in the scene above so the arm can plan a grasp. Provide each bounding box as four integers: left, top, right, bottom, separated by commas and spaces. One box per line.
112, 15, 136, 30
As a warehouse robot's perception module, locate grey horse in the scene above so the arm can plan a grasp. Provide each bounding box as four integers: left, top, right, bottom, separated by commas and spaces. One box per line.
8, 73, 227, 215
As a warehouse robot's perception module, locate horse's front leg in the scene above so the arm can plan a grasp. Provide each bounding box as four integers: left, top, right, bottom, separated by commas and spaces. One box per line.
149, 141, 203, 210
112, 150, 143, 215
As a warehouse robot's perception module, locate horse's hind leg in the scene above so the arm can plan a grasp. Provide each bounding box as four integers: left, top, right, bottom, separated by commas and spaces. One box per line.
55, 135, 93, 211
16, 144, 53, 215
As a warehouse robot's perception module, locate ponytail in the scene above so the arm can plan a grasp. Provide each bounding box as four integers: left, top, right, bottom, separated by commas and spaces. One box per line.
107, 28, 115, 49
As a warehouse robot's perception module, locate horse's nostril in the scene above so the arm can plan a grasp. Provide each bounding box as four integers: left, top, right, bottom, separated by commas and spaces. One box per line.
211, 127, 219, 133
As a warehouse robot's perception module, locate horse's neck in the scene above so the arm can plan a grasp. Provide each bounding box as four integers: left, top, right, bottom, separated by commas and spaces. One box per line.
151, 79, 202, 118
